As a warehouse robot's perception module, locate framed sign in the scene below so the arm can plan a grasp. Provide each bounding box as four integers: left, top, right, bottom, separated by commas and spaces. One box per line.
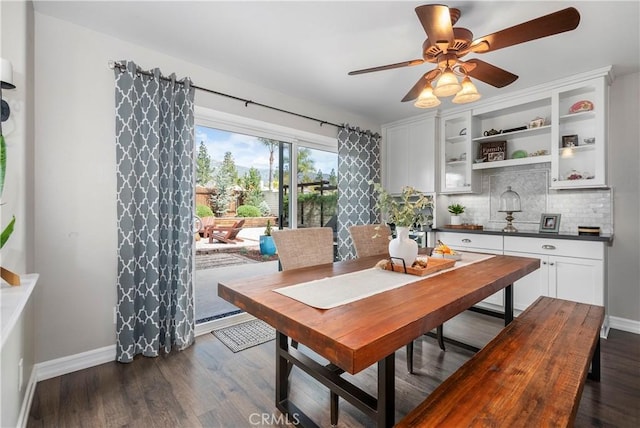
539, 213, 561, 233
479, 141, 506, 162
562, 134, 578, 147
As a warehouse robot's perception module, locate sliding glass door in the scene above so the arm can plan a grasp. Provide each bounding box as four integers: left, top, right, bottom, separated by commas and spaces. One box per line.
193, 125, 292, 325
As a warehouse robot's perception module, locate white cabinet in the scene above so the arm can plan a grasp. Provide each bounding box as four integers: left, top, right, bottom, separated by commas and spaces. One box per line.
551, 76, 608, 189
439, 67, 612, 190
435, 232, 503, 308
504, 236, 607, 335
382, 113, 437, 194
435, 232, 608, 336
439, 111, 479, 194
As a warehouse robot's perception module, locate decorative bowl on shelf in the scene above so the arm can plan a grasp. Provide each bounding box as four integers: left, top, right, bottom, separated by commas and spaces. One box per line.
512, 150, 528, 159
474, 158, 485, 163
569, 100, 594, 114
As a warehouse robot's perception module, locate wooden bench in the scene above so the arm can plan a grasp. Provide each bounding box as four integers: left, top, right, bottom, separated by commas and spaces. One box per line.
397, 296, 605, 427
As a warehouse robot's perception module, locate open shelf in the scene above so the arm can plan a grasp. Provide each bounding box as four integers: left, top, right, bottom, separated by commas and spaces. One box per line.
472, 155, 552, 170
472, 125, 551, 142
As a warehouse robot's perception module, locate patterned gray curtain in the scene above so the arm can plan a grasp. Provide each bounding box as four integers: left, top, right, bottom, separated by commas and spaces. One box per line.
114, 61, 195, 363
336, 125, 381, 260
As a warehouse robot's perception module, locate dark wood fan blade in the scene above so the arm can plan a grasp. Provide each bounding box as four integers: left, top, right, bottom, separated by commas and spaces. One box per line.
415, 4, 454, 46
464, 59, 518, 88
348, 59, 424, 76
401, 69, 440, 102
471, 7, 580, 53
402, 75, 429, 102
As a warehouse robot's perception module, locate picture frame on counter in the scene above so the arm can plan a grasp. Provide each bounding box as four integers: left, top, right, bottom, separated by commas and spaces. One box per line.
539, 213, 561, 233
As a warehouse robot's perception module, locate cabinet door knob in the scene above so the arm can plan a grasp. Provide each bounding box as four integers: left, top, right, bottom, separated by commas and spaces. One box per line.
462, 239, 471, 243
541, 244, 556, 250
549, 262, 555, 266
552, 178, 557, 182
542, 261, 547, 265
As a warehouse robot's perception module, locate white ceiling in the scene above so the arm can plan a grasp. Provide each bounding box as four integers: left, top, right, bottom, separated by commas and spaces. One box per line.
33, 1, 640, 124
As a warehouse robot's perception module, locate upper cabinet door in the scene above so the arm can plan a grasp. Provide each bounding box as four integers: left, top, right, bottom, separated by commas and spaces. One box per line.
440, 111, 479, 194
383, 114, 437, 194
551, 77, 608, 189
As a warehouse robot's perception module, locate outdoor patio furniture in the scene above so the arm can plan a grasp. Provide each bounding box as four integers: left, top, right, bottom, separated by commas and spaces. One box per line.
199, 216, 217, 237
207, 219, 246, 244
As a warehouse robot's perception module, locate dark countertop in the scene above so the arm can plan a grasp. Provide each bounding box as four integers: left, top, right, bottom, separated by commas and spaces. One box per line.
431, 227, 614, 244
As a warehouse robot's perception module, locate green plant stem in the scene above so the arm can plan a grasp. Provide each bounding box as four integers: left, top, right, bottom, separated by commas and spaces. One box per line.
1, 216, 15, 248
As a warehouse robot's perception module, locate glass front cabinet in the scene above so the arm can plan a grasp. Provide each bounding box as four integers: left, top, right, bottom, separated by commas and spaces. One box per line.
440, 111, 479, 194
551, 77, 608, 189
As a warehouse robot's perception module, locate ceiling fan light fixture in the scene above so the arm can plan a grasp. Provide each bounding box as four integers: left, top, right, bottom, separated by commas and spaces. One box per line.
433, 66, 461, 97
414, 82, 441, 108
452, 76, 481, 104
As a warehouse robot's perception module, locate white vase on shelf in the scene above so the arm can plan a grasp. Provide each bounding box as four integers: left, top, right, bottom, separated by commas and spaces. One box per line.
388, 226, 418, 268
450, 215, 462, 225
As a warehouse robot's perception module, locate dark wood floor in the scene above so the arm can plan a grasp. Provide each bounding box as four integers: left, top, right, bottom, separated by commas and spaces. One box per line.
27, 312, 640, 427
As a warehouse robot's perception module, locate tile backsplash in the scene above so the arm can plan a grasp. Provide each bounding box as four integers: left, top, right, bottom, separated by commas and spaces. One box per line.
437, 163, 613, 234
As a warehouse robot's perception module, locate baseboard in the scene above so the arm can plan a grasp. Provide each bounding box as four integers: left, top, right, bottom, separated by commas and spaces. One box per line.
609, 315, 640, 334
16, 367, 37, 428
35, 344, 116, 382
33, 313, 258, 382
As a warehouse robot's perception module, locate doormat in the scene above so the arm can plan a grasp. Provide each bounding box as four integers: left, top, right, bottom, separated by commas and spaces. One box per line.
195, 252, 256, 270
212, 319, 275, 353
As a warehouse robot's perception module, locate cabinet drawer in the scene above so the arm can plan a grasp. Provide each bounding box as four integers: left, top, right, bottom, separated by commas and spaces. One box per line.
437, 232, 503, 251
504, 236, 604, 260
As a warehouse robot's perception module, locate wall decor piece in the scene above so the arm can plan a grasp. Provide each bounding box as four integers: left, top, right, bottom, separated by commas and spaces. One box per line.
562, 134, 578, 147
479, 140, 506, 162
539, 213, 561, 233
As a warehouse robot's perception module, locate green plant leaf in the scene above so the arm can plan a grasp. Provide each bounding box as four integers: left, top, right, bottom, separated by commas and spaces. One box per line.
1, 215, 15, 248
0, 134, 6, 198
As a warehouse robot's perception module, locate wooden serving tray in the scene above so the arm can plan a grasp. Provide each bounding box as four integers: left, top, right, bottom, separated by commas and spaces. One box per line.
444, 224, 484, 230
384, 257, 456, 276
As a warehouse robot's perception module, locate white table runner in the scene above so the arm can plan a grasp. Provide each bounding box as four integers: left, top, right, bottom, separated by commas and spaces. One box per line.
274, 252, 495, 309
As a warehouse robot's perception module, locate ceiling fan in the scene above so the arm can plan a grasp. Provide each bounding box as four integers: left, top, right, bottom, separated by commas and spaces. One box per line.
348, 4, 580, 107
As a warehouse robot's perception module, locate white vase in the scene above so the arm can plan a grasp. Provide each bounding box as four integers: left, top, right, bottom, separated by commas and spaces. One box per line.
388, 226, 418, 268
450, 215, 462, 225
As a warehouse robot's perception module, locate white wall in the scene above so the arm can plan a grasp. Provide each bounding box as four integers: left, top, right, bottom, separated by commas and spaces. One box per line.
608, 72, 640, 324
33, 12, 379, 363
1, 2, 36, 426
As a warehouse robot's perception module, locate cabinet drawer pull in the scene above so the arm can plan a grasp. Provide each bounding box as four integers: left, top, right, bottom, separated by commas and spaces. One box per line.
541, 244, 556, 250
462, 239, 472, 243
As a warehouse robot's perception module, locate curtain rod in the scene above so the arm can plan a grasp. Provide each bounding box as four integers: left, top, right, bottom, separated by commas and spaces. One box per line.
108, 60, 351, 131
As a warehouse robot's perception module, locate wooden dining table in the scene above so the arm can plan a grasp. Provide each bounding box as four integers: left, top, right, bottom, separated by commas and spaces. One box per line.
218, 253, 540, 427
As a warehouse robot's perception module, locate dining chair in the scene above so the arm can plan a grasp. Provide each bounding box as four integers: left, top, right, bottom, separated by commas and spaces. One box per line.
271, 227, 334, 270
270, 227, 340, 424
348, 224, 445, 374
348, 223, 391, 258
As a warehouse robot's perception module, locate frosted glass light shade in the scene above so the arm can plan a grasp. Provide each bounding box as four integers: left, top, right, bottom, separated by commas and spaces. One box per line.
414, 82, 441, 108
452, 76, 481, 104
433, 66, 461, 97
499, 186, 522, 212
0, 58, 15, 89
